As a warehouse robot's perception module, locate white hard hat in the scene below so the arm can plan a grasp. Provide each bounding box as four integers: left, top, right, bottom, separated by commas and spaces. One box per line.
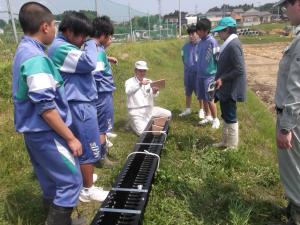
135, 60, 149, 70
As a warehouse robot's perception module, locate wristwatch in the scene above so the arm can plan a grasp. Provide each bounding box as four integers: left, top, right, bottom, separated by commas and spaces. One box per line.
280, 129, 290, 135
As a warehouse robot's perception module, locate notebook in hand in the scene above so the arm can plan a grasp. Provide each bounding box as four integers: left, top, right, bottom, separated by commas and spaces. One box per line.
150, 79, 165, 89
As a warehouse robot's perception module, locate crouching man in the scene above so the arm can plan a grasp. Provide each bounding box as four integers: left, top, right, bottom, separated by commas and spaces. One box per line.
125, 60, 172, 135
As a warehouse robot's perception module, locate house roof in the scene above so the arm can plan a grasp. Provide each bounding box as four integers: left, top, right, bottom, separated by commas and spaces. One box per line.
205, 11, 230, 17
231, 14, 243, 20
242, 8, 272, 17
233, 8, 244, 13
185, 14, 197, 17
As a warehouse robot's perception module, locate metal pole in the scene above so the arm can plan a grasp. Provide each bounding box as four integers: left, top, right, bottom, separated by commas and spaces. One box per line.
159, 19, 161, 40
158, 0, 162, 40
95, 0, 100, 17
179, 0, 181, 37
166, 19, 168, 37
128, 0, 133, 41
6, 0, 18, 43
148, 12, 151, 39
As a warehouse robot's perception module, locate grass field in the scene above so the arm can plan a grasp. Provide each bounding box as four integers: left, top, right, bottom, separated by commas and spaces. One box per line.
0, 38, 287, 225
251, 22, 290, 32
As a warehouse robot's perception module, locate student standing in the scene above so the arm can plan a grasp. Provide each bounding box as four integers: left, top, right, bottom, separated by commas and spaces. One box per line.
48, 12, 108, 203
179, 25, 205, 118
13, 2, 83, 224
91, 16, 117, 166
196, 18, 220, 129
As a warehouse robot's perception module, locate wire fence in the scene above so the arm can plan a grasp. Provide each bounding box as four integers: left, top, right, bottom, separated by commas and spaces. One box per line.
0, 0, 179, 125
0, 0, 178, 44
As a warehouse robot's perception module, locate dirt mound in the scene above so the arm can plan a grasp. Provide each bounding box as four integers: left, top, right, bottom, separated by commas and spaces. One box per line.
244, 43, 287, 113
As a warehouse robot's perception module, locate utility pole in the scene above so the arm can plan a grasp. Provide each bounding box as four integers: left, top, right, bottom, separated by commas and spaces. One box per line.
148, 12, 151, 39
166, 19, 168, 37
158, 0, 162, 40
6, 0, 18, 43
95, 0, 100, 16
128, 0, 133, 41
179, 0, 181, 37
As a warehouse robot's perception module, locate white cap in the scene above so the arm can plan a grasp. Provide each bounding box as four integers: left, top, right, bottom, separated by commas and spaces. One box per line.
135, 60, 149, 70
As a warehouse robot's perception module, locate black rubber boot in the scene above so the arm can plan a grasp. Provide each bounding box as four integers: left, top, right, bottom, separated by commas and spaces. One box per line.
45, 204, 73, 225
42, 198, 53, 215
96, 143, 117, 169
98, 156, 117, 169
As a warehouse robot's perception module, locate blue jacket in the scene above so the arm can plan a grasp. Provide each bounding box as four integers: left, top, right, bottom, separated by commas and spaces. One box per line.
181, 41, 199, 74
196, 34, 219, 78
48, 34, 98, 102
12, 35, 72, 132
93, 45, 116, 93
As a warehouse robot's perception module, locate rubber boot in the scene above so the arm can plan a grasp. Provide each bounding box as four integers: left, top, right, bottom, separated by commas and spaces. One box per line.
45, 204, 73, 225
98, 143, 116, 169
43, 198, 53, 215
213, 122, 228, 148
225, 122, 238, 150
98, 156, 116, 168
45, 205, 87, 225
290, 203, 300, 225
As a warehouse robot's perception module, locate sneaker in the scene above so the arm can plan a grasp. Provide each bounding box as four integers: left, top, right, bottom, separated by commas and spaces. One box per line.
79, 186, 109, 203
107, 132, 117, 139
93, 173, 98, 183
106, 137, 113, 148
212, 118, 220, 129
198, 108, 205, 119
179, 108, 191, 117
198, 115, 213, 125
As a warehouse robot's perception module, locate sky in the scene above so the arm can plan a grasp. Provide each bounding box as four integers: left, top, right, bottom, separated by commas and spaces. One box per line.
0, 0, 277, 22
112, 0, 277, 15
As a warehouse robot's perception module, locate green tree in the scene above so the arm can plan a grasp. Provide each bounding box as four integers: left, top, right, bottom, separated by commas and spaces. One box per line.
0, 19, 7, 29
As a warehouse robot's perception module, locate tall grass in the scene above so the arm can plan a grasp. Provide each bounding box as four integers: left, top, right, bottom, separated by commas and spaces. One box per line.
0, 38, 287, 225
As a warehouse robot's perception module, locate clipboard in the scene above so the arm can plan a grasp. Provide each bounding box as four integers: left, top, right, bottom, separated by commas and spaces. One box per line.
150, 79, 165, 89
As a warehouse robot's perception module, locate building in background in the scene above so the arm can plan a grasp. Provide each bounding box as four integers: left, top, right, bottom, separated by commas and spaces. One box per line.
241, 8, 272, 26
185, 14, 197, 25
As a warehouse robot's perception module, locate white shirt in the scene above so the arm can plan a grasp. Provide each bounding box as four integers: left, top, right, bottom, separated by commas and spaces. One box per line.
125, 76, 158, 109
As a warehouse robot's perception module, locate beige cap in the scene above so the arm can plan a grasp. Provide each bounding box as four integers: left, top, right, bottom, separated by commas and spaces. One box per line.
135, 60, 149, 70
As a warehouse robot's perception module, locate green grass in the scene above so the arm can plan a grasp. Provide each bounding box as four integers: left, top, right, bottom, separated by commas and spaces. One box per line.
240, 34, 292, 44
251, 22, 290, 32
0, 39, 287, 225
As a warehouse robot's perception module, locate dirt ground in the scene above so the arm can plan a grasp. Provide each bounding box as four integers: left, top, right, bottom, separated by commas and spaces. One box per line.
244, 42, 288, 113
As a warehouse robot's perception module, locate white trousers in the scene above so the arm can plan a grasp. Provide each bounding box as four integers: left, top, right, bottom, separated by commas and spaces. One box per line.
128, 106, 172, 135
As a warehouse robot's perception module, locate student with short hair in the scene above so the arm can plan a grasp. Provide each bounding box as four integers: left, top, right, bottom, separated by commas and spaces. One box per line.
196, 18, 220, 129
179, 24, 205, 118
91, 16, 117, 165
13, 2, 83, 224
48, 12, 108, 203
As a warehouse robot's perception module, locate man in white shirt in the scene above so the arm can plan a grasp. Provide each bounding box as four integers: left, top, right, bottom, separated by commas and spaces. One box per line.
125, 60, 172, 135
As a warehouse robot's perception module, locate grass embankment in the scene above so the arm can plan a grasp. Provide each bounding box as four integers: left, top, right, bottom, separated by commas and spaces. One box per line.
0, 39, 286, 225
240, 35, 292, 44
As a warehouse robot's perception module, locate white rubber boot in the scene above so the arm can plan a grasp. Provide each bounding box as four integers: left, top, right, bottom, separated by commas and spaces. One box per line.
225, 122, 238, 150
213, 122, 228, 148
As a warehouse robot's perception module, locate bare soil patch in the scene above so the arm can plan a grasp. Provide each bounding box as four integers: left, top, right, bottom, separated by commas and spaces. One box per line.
244, 42, 288, 113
